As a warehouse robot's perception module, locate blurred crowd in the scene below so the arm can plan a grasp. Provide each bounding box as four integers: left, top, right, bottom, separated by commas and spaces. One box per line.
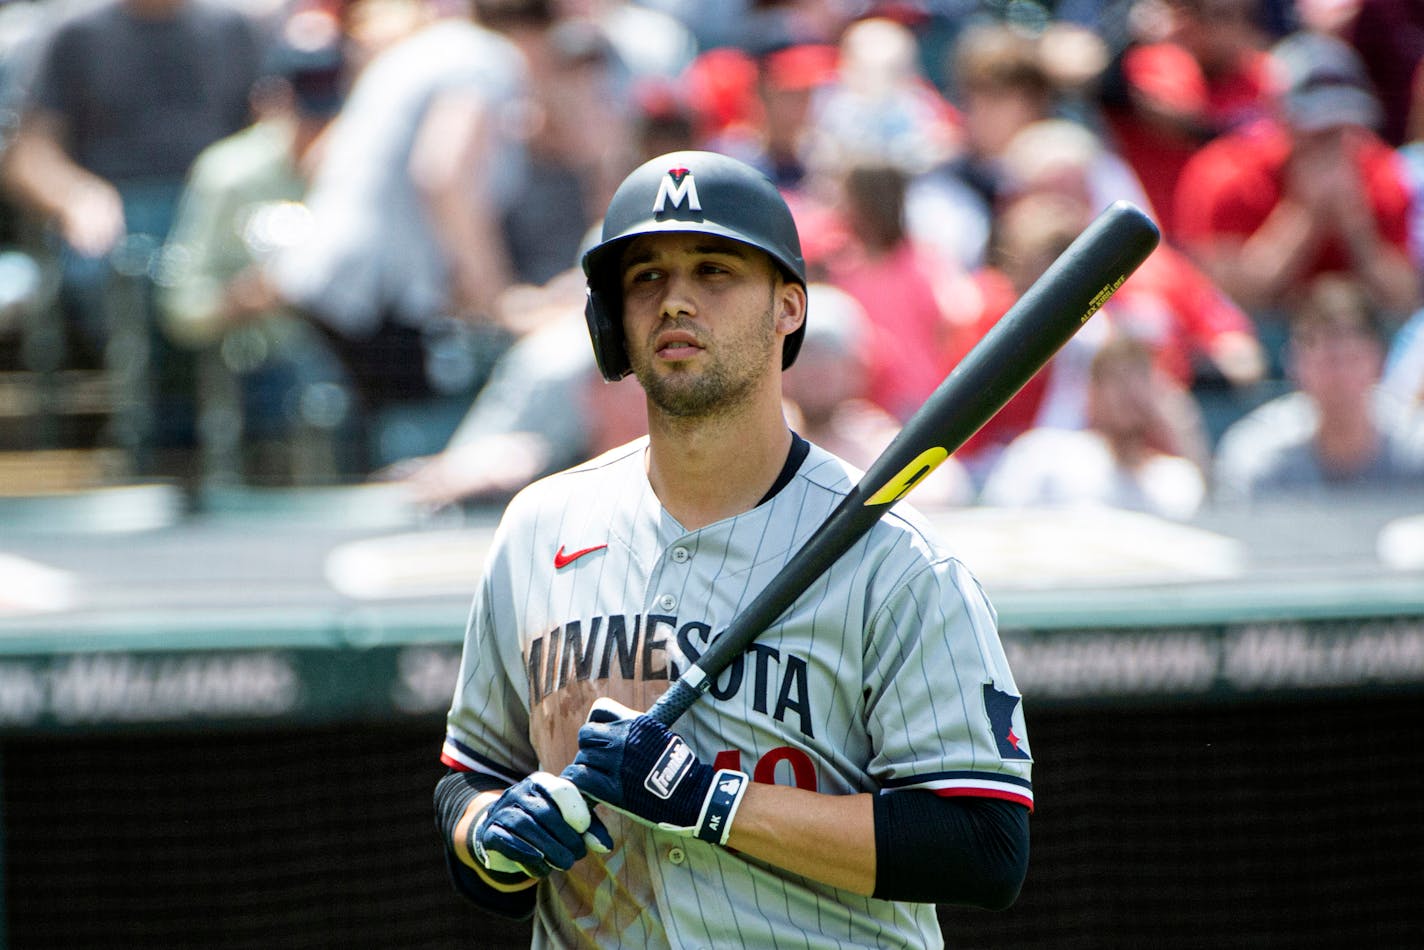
0, 0, 1422, 521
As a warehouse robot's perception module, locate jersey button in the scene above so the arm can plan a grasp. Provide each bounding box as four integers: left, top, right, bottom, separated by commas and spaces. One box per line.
670, 547, 690, 563
667, 847, 686, 865
657, 593, 677, 611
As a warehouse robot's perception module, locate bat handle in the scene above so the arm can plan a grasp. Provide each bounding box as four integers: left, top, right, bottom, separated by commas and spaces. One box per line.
647, 673, 705, 726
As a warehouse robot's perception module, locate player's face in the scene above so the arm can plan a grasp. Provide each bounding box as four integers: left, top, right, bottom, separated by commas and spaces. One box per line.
618, 233, 799, 418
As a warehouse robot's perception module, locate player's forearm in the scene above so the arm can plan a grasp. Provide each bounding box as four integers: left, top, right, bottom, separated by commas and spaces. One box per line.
434, 770, 540, 918
725, 784, 877, 895
713, 782, 1030, 909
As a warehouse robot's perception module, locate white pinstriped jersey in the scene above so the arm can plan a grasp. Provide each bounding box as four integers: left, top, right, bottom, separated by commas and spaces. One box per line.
442, 436, 1033, 949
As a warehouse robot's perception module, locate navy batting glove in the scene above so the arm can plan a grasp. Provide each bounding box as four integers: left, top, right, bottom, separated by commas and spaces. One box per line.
470, 771, 613, 878
562, 698, 749, 845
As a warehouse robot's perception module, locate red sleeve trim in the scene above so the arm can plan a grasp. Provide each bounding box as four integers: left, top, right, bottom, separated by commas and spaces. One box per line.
934, 786, 1035, 812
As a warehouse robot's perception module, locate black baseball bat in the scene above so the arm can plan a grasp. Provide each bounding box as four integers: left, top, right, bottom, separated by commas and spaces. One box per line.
648, 200, 1161, 726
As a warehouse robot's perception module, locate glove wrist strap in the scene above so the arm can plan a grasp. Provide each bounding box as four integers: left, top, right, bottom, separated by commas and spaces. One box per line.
695, 769, 749, 845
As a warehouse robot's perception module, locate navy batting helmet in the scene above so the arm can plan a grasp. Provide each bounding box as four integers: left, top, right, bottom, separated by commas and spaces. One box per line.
580, 150, 808, 382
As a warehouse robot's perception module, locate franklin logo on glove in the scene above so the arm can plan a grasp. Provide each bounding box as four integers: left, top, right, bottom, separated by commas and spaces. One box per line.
646, 737, 695, 799
563, 697, 750, 846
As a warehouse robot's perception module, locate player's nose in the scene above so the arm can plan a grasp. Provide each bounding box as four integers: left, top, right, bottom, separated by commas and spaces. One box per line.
657, 268, 698, 321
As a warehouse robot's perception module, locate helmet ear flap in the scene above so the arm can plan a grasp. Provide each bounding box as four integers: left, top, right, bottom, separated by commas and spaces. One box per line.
781, 323, 805, 370
584, 287, 633, 382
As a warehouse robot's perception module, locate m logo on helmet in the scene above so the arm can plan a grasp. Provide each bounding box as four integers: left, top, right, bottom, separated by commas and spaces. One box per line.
652, 167, 701, 214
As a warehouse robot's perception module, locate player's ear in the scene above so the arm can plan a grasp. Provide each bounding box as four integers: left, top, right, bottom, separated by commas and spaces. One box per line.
774, 279, 807, 338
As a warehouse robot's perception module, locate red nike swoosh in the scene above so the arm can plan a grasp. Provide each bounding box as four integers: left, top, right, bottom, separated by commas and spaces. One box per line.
554, 544, 608, 569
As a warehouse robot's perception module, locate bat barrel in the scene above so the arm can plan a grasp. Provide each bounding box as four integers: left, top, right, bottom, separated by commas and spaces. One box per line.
648, 201, 1160, 728
889, 200, 1159, 468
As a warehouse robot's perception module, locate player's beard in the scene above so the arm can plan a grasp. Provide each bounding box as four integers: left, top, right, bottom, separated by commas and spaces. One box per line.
631, 301, 778, 419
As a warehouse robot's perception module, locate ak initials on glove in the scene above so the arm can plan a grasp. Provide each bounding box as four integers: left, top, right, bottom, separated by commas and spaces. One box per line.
562, 698, 749, 846
470, 771, 613, 878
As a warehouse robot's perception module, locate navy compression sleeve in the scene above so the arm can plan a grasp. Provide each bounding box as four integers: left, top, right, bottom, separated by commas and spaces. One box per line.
433, 769, 538, 919
872, 791, 1029, 908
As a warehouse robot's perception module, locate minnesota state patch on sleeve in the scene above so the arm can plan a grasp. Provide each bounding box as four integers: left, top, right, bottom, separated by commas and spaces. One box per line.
983, 682, 1032, 761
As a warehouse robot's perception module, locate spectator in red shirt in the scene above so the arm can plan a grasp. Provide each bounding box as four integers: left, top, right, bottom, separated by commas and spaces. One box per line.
999, 117, 1265, 395
1173, 31, 1420, 330
1158, 0, 1276, 130
958, 191, 1213, 474
692, 42, 839, 195
951, 194, 1083, 478
1100, 0, 1277, 241
825, 160, 978, 423
781, 283, 973, 508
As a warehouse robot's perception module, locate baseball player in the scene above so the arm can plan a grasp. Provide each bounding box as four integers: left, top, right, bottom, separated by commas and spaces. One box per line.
434, 150, 1033, 948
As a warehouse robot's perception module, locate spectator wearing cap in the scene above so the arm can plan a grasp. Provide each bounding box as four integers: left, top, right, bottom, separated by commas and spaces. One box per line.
753, 43, 839, 192
1098, 0, 1275, 241
156, 10, 354, 483
696, 41, 839, 194
687, 41, 847, 273
1173, 30, 1420, 361
161, 11, 347, 348
1142, 0, 1275, 132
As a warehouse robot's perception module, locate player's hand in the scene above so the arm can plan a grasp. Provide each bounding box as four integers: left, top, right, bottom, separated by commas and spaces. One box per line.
562, 698, 749, 845
470, 771, 613, 878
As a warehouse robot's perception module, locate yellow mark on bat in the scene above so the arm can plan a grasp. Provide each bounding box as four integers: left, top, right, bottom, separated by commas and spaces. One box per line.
866, 447, 951, 506
1081, 275, 1127, 324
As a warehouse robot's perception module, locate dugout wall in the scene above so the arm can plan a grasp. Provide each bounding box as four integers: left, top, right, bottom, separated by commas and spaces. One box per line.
4, 606, 1422, 948
5, 499, 1424, 948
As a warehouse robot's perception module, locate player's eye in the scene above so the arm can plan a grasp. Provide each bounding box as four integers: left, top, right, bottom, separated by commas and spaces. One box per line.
624, 267, 663, 288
